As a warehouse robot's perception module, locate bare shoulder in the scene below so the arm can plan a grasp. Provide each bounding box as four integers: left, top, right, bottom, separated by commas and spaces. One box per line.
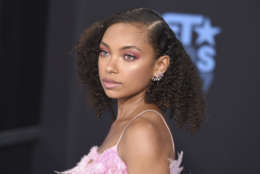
119, 111, 170, 174
124, 112, 162, 153
122, 110, 169, 149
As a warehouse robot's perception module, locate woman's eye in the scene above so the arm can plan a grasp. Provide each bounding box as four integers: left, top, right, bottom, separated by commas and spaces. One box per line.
124, 54, 136, 61
99, 50, 109, 57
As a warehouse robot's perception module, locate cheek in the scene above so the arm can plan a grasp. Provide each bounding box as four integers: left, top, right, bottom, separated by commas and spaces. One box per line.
98, 61, 104, 82
122, 63, 152, 86
98, 58, 104, 76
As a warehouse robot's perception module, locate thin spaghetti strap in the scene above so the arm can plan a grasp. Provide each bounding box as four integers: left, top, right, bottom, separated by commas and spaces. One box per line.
145, 110, 176, 152
115, 109, 154, 146
115, 109, 175, 153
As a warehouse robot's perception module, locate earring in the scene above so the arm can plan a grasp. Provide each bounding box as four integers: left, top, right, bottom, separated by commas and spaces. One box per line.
152, 72, 164, 81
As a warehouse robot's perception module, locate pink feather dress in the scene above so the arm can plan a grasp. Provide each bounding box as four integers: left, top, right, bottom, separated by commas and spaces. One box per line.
55, 109, 184, 174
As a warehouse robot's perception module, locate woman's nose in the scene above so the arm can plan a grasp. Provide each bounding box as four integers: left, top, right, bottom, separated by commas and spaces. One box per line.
105, 56, 119, 74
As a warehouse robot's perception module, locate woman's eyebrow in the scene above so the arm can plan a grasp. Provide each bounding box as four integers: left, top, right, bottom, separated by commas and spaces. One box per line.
100, 41, 142, 51
120, 45, 142, 51
100, 41, 109, 48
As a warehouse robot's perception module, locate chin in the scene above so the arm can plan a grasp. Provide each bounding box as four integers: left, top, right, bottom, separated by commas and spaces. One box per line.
104, 89, 134, 100
103, 90, 122, 99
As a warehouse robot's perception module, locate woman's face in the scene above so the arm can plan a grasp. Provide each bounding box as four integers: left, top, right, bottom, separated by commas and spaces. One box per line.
98, 22, 157, 99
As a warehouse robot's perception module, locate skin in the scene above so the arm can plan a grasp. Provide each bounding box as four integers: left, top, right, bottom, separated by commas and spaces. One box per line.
97, 22, 174, 174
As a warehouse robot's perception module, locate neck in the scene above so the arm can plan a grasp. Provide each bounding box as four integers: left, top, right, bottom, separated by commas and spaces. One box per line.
115, 91, 159, 121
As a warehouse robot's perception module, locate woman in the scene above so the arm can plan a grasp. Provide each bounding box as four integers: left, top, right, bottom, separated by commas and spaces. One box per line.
57, 8, 206, 174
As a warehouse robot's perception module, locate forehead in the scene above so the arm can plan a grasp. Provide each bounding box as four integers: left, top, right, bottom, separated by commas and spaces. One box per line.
101, 23, 150, 48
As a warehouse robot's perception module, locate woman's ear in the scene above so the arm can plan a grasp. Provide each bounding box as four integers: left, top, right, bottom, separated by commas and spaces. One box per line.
153, 55, 171, 76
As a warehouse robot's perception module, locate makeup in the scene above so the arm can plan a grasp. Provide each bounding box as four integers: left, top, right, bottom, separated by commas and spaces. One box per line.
102, 78, 122, 89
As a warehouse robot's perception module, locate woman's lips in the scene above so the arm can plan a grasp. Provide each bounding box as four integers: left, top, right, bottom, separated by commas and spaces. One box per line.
102, 79, 122, 89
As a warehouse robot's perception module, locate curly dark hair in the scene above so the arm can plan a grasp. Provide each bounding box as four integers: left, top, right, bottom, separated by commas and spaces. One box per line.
75, 8, 207, 134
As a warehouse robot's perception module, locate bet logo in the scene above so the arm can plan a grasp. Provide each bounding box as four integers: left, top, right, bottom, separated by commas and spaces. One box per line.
162, 12, 221, 92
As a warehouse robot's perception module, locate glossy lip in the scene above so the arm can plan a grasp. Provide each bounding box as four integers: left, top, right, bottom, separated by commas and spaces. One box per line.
102, 78, 121, 84
102, 78, 122, 89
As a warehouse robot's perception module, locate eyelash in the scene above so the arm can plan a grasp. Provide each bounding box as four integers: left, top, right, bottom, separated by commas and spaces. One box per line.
99, 49, 109, 57
98, 49, 137, 61
124, 54, 136, 61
